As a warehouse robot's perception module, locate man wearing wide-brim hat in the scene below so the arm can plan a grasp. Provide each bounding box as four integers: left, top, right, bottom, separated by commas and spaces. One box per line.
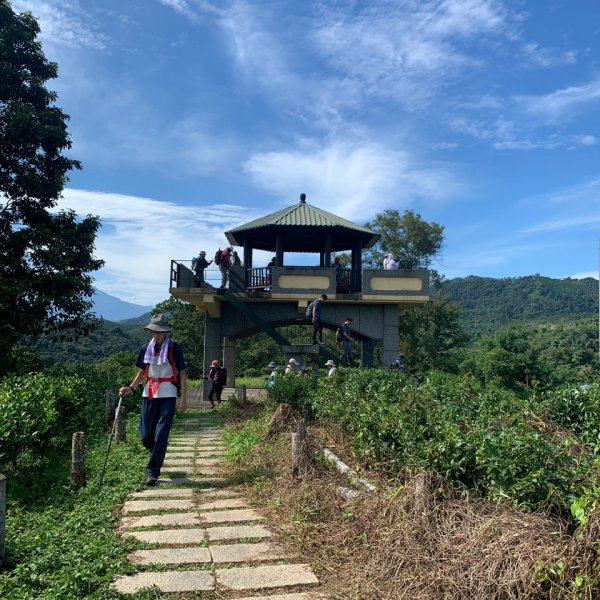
119, 313, 187, 486
192, 250, 212, 288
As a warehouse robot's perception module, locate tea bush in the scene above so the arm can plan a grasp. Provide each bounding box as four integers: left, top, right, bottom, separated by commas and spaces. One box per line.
269, 369, 598, 519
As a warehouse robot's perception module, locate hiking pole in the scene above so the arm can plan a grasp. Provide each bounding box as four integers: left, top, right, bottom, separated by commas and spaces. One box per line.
98, 392, 124, 488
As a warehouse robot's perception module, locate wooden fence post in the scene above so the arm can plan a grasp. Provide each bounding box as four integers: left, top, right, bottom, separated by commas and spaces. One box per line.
237, 384, 247, 406
291, 418, 310, 479
115, 406, 126, 442
0, 474, 5, 567
71, 432, 86, 488
105, 389, 115, 431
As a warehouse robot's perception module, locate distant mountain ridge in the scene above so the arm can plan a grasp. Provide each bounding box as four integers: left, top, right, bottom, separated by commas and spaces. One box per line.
91, 288, 153, 322
442, 275, 599, 335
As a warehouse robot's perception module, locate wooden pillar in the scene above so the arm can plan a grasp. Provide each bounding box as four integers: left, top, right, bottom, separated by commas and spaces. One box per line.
319, 252, 325, 267
71, 432, 86, 488
0, 474, 5, 567
104, 389, 115, 431
115, 406, 126, 442
291, 418, 310, 479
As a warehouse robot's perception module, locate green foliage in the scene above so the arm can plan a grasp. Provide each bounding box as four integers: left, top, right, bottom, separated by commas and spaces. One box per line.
442, 275, 598, 335
0, 415, 148, 599
399, 289, 468, 373
543, 383, 600, 448
269, 369, 598, 520
364, 209, 444, 269
0, 2, 103, 352
0, 371, 123, 466
457, 320, 599, 390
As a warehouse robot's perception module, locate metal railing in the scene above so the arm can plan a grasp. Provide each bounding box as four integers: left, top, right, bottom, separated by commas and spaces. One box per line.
246, 267, 272, 289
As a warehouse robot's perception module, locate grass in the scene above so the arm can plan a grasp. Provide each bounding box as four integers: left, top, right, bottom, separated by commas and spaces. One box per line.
235, 376, 267, 388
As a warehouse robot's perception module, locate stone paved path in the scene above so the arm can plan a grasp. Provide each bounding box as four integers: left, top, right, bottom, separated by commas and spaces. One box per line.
112, 411, 326, 598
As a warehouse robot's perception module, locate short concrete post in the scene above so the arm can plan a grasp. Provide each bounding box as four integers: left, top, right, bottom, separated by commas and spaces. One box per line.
115, 406, 126, 442
0, 474, 5, 567
71, 432, 86, 488
291, 418, 310, 479
237, 384, 247, 405
105, 389, 115, 431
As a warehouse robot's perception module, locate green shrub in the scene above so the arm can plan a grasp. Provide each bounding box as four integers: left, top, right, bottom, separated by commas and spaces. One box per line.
269, 369, 598, 519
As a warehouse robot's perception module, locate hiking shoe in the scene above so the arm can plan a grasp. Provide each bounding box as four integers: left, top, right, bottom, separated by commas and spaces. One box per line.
145, 475, 158, 486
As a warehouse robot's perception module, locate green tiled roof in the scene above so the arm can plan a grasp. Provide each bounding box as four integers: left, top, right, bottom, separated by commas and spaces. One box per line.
228, 201, 375, 233
225, 198, 380, 251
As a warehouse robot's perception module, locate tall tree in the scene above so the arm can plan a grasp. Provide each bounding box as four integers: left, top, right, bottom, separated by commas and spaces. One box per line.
364, 209, 444, 269
0, 1, 103, 349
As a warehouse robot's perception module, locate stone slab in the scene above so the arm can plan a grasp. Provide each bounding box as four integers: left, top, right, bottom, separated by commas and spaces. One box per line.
206, 525, 273, 541
123, 499, 194, 513
210, 542, 287, 563
157, 477, 228, 486
129, 488, 194, 498
201, 509, 264, 524
123, 528, 206, 545
161, 466, 225, 475
121, 512, 201, 529
129, 546, 211, 565
112, 570, 214, 594
216, 564, 319, 591
197, 498, 249, 511
194, 458, 223, 466
163, 459, 196, 466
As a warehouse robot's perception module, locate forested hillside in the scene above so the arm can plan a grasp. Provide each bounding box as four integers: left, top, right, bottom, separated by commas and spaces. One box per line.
442, 275, 598, 334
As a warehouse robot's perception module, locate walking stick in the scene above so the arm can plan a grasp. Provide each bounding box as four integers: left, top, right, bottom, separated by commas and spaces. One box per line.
98, 392, 124, 488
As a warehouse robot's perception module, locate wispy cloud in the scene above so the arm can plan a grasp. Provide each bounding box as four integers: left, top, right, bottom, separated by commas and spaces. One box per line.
519, 42, 577, 68
57, 189, 262, 304
311, 0, 510, 108
517, 80, 600, 121
244, 138, 462, 221
520, 177, 600, 234
12, 0, 109, 50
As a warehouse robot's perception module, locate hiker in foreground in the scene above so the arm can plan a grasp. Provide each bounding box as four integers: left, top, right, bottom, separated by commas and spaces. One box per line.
119, 314, 187, 486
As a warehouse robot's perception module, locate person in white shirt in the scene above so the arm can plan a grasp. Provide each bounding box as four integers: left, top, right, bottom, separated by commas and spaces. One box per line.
325, 359, 336, 377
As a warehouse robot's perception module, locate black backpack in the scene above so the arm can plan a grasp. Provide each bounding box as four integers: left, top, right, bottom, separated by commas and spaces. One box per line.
336, 327, 343, 343
216, 366, 227, 385
214, 249, 222, 265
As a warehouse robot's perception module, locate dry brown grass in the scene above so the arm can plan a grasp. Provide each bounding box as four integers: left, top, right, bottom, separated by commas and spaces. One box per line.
224, 401, 600, 599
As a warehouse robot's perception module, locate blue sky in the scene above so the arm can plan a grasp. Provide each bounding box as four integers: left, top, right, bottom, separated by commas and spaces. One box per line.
13, 0, 600, 304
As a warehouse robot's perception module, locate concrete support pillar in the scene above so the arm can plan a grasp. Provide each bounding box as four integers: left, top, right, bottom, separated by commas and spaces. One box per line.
276, 234, 283, 266
243, 242, 252, 270
382, 304, 399, 369
202, 313, 222, 401
361, 339, 374, 368
324, 233, 332, 267
223, 337, 236, 388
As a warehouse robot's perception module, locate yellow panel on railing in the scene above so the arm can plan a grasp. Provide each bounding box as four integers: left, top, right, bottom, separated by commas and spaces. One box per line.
278, 275, 331, 289
370, 277, 423, 291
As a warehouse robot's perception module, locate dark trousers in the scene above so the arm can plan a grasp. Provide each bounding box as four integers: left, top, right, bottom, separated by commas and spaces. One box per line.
208, 382, 224, 404
312, 318, 323, 344
341, 339, 353, 365
139, 396, 176, 477
194, 271, 205, 287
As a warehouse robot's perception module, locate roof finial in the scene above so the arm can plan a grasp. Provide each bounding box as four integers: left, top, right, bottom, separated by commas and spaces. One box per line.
300, 193, 306, 203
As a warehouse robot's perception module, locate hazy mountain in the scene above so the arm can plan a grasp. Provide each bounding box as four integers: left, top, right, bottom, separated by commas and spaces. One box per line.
92, 288, 153, 322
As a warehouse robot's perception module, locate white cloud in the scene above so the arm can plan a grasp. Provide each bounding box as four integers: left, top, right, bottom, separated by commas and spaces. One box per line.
519, 42, 577, 68
57, 189, 263, 304
12, 0, 108, 50
517, 80, 600, 121
311, 0, 509, 108
244, 139, 462, 220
